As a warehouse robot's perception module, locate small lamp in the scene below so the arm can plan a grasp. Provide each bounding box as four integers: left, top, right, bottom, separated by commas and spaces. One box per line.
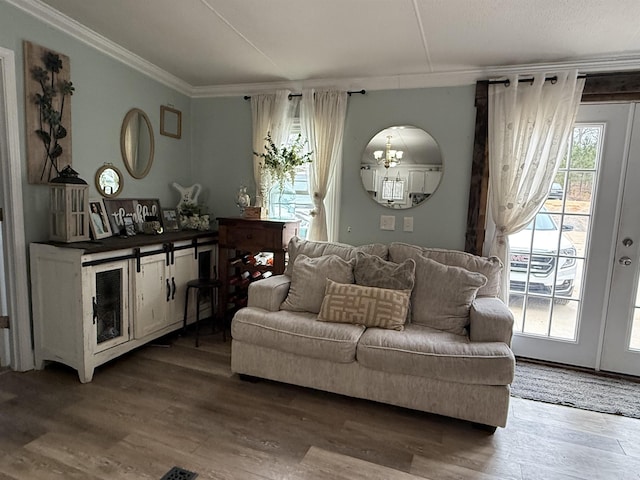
49, 165, 90, 242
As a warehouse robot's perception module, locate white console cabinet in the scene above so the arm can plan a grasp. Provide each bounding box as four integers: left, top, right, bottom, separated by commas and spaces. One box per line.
30, 232, 216, 383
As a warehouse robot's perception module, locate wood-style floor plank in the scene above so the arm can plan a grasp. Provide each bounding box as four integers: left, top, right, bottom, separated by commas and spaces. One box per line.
1, 329, 639, 480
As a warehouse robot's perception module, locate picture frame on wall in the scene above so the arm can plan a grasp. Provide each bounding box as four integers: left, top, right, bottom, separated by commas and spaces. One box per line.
162, 208, 180, 232
160, 105, 182, 139
88, 198, 112, 240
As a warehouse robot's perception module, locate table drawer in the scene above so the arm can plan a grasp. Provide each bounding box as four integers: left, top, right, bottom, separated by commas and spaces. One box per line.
221, 226, 279, 250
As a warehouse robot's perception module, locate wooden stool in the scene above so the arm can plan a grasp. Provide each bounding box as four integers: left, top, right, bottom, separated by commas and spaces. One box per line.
183, 277, 223, 346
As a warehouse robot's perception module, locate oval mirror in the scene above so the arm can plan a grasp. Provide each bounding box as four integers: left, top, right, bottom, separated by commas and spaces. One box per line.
120, 108, 155, 179
360, 125, 443, 209
95, 164, 123, 197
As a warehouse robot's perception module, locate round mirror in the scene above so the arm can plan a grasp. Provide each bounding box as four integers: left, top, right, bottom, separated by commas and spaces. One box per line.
360, 125, 443, 208
95, 164, 123, 197
120, 108, 154, 179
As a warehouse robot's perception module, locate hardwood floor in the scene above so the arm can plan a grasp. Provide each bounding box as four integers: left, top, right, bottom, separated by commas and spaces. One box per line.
1, 329, 639, 480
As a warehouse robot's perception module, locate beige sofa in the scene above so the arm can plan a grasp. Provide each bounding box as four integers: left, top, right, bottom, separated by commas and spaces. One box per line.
230, 239, 515, 430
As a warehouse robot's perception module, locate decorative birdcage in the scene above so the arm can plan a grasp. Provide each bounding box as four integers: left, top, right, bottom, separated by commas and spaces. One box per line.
49, 166, 89, 242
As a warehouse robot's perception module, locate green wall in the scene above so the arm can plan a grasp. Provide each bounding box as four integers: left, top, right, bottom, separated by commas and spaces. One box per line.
192, 86, 476, 250
1, 1, 477, 250
0, 1, 192, 244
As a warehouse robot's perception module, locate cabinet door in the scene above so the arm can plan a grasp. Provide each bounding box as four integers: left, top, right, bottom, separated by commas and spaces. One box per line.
169, 248, 198, 324
88, 261, 130, 353
133, 254, 170, 338
408, 170, 425, 193
424, 171, 442, 194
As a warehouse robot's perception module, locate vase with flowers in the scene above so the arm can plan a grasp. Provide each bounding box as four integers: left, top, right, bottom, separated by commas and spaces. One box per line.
254, 132, 313, 219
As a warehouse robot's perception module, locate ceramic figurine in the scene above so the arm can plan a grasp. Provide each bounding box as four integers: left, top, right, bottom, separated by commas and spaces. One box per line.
236, 185, 251, 212
172, 182, 202, 211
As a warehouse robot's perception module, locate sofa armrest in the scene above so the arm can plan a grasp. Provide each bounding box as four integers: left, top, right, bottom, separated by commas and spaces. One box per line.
469, 297, 514, 346
247, 275, 291, 311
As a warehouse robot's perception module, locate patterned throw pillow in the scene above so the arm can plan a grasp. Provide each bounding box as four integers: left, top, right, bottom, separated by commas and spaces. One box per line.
281, 254, 355, 314
411, 255, 487, 335
318, 279, 411, 331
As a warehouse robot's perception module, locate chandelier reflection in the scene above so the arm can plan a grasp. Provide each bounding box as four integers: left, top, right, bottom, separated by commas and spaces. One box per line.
373, 135, 403, 169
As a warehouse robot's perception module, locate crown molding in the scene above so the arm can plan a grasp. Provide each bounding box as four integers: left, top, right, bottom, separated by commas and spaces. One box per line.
7, 0, 640, 99
6, 0, 193, 96
193, 55, 640, 98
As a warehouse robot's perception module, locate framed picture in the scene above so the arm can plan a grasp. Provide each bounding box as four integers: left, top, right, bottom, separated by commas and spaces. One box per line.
88, 198, 112, 240
160, 105, 182, 139
103, 198, 162, 234
123, 216, 137, 237
162, 208, 180, 232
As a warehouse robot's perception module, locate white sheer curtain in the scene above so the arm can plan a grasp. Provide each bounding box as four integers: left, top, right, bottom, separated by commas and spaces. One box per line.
300, 89, 348, 241
251, 90, 294, 206
488, 70, 585, 300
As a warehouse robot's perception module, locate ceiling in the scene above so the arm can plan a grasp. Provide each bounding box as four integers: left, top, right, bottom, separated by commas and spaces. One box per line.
23, 0, 640, 95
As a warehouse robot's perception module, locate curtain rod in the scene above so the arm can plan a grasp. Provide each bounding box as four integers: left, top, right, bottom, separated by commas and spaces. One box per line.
243, 89, 365, 100
487, 74, 587, 87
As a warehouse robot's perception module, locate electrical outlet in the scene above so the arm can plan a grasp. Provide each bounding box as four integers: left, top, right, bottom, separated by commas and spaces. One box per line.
403, 216, 414, 232
347, 226, 352, 233
380, 215, 395, 231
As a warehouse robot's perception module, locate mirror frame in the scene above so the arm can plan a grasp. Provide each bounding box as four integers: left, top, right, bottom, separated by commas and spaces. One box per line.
95, 164, 123, 198
120, 108, 155, 179
361, 125, 443, 209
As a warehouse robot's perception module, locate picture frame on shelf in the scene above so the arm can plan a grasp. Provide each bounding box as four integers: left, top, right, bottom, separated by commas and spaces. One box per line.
103, 198, 162, 234
88, 198, 112, 240
162, 208, 180, 232
123, 216, 136, 237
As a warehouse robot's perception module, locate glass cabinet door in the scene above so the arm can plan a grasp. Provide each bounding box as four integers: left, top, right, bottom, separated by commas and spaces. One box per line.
90, 261, 129, 352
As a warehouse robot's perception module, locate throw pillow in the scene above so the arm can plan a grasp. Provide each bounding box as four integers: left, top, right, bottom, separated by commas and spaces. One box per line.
389, 242, 502, 297
411, 255, 487, 335
285, 236, 388, 277
281, 254, 355, 314
318, 279, 411, 331
354, 251, 416, 290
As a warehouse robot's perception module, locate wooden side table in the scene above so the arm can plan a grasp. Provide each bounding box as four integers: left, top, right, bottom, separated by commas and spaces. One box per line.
217, 217, 299, 319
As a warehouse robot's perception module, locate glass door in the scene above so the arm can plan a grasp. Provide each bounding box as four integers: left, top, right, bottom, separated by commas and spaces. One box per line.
509, 103, 633, 369
600, 105, 640, 376
91, 261, 129, 353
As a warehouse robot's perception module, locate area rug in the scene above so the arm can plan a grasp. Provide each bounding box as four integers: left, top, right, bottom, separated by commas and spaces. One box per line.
511, 360, 640, 419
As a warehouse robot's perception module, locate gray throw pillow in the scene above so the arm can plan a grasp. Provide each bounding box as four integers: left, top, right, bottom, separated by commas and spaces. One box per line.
412, 255, 487, 335
281, 254, 355, 314
389, 242, 502, 298
285, 237, 388, 277
354, 251, 416, 291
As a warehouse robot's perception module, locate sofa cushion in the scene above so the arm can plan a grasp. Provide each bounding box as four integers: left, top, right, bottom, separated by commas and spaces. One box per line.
231, 307, 364, 363
318, 279, 410, 331
389, 242, 502, 297
357, 324, 515, 385
412, 255, 487, 335
354, 252, 416, 291
281, 254, 355, 314
285, 237, 388, 277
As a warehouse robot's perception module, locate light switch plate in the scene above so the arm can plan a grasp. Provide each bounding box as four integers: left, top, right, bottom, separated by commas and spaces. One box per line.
380, 215, 395, 231
403, 216, 414, 232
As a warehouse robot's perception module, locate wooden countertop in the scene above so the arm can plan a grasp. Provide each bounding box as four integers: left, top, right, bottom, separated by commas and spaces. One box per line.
35, 229, 218, 254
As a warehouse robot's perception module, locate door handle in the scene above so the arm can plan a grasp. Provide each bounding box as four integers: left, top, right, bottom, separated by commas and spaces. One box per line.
166, 278, 171, 301
619, 256, 632, 266
171, 277, 176, 300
